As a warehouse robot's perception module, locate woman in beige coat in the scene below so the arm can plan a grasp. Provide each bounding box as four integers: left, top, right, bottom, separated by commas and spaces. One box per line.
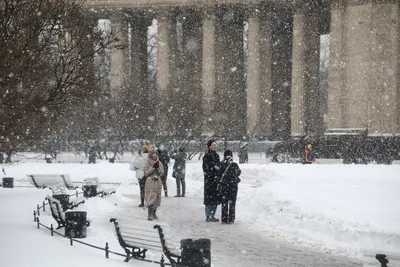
143, 149, 164, 221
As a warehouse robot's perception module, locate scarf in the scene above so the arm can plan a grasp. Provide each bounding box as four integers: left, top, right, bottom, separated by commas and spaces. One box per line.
223, 155, 233, 164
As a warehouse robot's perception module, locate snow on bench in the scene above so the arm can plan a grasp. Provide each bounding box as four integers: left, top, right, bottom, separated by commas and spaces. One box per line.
109, 218, 181, 265
82, 177, 116, 197
46, 195, 89, 229
362, 249, 400, 267
27, 174, 77, 190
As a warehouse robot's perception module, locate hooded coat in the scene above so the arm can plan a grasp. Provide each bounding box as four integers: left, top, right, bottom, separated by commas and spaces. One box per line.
143, 150, 164, 207
202, 149, 220, 205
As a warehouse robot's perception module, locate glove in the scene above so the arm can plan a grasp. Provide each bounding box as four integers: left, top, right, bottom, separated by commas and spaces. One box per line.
153, 161, 159, 169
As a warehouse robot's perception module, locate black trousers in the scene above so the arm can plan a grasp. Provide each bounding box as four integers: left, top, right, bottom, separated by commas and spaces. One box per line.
161, 176, 168, 195
221, 199, 236, 223
175, 177, 186, 196
221, 189, 238, 223
138, 178, 146, 205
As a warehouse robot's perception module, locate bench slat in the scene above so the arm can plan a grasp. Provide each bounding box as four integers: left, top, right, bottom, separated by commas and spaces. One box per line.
120, 233, 176, 249
122, 236, 163, 248
119, 229, 160, 241
27, 174, 75, 189
117, 223, 164, 234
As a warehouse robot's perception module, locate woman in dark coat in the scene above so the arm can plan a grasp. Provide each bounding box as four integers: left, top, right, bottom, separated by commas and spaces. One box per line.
170, 146, 187, 197
202, 139, 220, 222
218, 150, 241, 224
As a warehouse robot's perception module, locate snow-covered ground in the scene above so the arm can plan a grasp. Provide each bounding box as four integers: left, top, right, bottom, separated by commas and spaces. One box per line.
0, 157, 399, 267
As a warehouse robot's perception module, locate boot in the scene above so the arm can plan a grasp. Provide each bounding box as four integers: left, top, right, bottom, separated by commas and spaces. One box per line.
164, 190, 168, 197
209, 216, 219, 222
138, 203, 144, 207
174, 194, 181, 197
153, 208, 158, 220
148, 207, 154, 221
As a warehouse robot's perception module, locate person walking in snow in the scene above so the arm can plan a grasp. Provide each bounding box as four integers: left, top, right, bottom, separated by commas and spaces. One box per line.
303, 144, 316, 164
143, 149, 164, 221
131, 145, 149, 207
202, 139, 221, 222
218, 150, 241, 224
170, 146, 187, 197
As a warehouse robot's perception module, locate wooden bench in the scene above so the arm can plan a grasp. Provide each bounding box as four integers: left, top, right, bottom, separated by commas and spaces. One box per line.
363, 250, 400, 267
82, 177, 116, 197
109, 218, 182, 265
46, 195, 89, 229
27, 174, 77, 190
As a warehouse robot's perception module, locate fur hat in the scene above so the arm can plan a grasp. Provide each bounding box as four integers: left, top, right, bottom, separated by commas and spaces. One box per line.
142, 145, 149, 153
207, 139, 216, 148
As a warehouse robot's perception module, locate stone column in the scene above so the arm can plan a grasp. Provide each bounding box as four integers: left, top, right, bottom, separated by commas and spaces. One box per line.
328, 0, 347, 129
258, 9, 274, 138
156, 11, 172, 94
271, 10, 292, 139
109, 14, 129, 97
369, 1, 399, 134
344, 2, 371, 129
182, 10, 203, 136
129, 13, 151, 137
214, 6, 246, 138
246, 6, 273, 138
291, 8, 321, 136
201, 8, 216, 137
246, 7, 261, 136
155, 10, 177, 136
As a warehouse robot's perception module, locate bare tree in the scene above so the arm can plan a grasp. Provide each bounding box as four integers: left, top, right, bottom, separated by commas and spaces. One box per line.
0, 0, 114, 154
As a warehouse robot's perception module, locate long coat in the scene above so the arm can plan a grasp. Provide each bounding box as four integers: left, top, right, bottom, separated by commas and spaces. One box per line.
170, 151, 187, 179
202, 149, 220, 205
143, 155, 164, 207
218, 160, 241, 202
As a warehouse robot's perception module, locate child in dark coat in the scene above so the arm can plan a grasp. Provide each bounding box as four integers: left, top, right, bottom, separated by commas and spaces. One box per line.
218, 150, 241, 224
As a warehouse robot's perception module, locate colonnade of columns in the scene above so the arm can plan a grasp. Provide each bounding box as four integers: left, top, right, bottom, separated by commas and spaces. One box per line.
102, 0, 400, 139
328, 0, 400, 135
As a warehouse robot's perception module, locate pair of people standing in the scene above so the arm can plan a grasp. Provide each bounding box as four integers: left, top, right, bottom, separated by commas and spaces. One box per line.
203, 140, 241, 223
131, 145, 164, 221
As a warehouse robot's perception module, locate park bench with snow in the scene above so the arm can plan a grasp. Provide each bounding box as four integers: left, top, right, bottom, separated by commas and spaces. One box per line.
109, 218, 182, 265
82, 177, 116, 198
46, 195, 89, 229
27, 174, 77, 190
362, 249, 400, 267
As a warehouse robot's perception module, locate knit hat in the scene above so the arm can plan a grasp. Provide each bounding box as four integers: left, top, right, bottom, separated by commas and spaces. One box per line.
224, 150, 233, 158
142, 145, 149, 153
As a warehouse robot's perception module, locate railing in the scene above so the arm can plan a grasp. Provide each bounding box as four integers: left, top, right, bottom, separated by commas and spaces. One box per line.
33, 193, 171, 266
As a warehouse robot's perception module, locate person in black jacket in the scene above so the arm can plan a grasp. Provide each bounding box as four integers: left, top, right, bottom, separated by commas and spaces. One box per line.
170, 146, 187, 197
202, 139, 220, 222
157, 145, 170, 197
218, 150, 241, 224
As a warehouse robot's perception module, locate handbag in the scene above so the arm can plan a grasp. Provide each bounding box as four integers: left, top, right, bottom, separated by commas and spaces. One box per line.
172, 170, 178, 179
217, 163, 232, 193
